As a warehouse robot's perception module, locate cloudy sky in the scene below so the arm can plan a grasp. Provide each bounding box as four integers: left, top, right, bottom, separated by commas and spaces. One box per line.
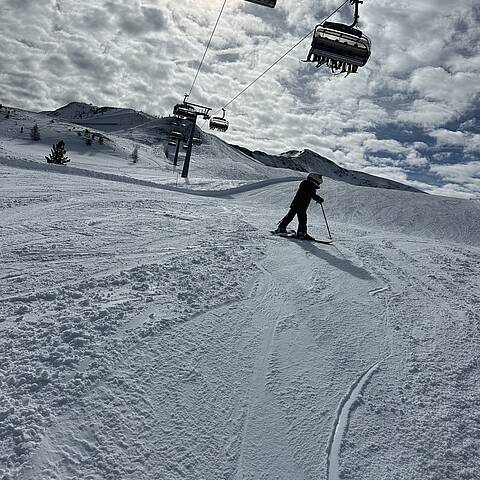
1, 0, 479, 197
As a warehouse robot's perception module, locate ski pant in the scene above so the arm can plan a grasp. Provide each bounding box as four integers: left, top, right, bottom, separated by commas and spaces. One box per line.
279, 208, 308, 233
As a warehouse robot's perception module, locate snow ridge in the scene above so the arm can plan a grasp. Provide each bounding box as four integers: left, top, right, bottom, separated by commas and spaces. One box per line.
230, 145, 423, 193
0, 156, 301, 197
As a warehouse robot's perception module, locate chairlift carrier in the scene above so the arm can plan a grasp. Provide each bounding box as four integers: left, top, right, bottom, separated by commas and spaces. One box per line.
169, 130, 184, 140
244, 0, 277, 8
306, 0, 371, 75
173, 103, 196, 120
209, 109, 229, 132
172, 94, 211, 120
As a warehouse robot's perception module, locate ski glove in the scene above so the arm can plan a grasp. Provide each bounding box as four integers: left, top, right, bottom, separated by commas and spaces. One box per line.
316, 196, 324, 204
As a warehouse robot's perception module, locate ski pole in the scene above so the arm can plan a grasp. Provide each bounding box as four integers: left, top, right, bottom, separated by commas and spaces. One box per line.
320, 203, 332, 240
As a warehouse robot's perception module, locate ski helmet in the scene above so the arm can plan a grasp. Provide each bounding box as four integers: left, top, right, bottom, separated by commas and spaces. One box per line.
307, 173, 323, 186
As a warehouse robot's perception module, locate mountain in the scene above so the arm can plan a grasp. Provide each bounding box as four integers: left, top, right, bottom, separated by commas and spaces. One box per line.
44, 101, 157, 133
45, 102, 423, 193
231, 145, 423, 193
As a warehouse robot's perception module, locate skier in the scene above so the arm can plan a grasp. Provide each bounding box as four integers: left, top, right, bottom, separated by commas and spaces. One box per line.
274, 173, 324, 240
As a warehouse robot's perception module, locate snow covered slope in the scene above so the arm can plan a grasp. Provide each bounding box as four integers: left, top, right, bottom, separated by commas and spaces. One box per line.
0, 104, 298, 190
13, 101, 423, 193
44, 102, 157, 133
0, 103, 479, 480
262, 179, 480, 246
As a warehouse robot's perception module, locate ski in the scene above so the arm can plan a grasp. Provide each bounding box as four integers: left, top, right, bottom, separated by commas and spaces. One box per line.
270, 229, 296, 237
296, 236, 333, 244
271, 231, 333, 244
312, 239, 333, 245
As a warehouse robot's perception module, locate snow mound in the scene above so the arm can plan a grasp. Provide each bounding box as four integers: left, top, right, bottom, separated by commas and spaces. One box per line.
255, 180, 480, 246
0, 154, 300, 196
0, 105, 298, 189
44, 102, 157, 133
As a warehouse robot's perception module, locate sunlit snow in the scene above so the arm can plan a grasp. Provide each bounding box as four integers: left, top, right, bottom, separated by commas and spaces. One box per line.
1, 104, 479, 480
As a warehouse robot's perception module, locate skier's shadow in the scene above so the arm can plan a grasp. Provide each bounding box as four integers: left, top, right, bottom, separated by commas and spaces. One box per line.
294, 240, 373, 281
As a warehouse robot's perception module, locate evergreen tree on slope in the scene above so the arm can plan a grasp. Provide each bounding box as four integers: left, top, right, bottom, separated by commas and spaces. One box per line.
46, 140, 70, 165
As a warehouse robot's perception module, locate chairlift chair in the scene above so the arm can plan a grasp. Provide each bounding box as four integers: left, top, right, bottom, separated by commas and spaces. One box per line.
305, 0, 371, 75
173, 103, 196, 120
209, 109, 229, 133
175, 94, 211, 120
170, 130, 184, 140
244, 0, 277, 7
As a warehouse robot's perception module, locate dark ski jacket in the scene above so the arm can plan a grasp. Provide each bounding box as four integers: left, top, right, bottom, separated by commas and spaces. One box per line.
290, 179, 323, 210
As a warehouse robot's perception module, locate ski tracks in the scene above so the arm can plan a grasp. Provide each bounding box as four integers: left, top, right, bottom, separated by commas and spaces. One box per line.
17, 253, 298, 480
1, 176, 267, 480
7, 173, 471, 480
332, 236, 480, 480
230, 233, 389, 480
230, 260, 309, 480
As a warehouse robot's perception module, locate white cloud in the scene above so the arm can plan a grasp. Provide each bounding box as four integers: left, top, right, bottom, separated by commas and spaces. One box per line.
395, 68, 480, 128
430, 161, 480, 184
404, 151, 429, 167
430, 129, 480, 154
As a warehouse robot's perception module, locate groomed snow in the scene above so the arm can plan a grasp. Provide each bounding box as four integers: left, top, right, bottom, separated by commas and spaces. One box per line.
1, 106, 479, 480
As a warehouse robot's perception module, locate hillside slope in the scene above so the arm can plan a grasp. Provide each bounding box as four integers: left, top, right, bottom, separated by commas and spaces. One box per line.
0, 104, 297, 190
0, 161, 478, 480
40, 102, 422, 193
232, 144, 423, 193
1, 102, 479, 480
44, 102, 157, 133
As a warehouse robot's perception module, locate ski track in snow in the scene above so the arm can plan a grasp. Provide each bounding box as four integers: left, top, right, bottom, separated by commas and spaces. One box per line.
326, 360, 385, 480
0, 155, 301, 198
333, 236, 480, 480
1, 157, 479, 480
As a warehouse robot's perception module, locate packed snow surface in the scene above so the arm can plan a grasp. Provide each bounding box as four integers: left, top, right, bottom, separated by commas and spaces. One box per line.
1, 104, 479, 480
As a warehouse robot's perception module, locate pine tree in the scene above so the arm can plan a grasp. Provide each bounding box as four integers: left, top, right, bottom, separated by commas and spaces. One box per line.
132, 145, 139, 163
31, 124, 40, 141
45, 140, 70, 165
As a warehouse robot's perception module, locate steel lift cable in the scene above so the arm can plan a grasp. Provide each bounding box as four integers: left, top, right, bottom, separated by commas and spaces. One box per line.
209, 0, 350, 117
188, 0, 228, 99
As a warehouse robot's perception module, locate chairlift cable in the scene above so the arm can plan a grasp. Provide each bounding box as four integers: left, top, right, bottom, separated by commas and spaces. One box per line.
188, 0, 228, 98
213, 0, 350, 115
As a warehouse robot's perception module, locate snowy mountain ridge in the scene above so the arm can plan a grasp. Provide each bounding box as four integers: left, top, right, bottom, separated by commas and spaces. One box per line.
231, 144, 423, 193
44, 102, 422, 193
43, 101, 155, 123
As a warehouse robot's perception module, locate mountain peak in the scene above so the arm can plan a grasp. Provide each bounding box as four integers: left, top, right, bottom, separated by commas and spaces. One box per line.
230, 143, 423, 193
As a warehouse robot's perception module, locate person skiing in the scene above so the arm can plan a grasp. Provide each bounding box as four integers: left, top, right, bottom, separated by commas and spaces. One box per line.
274, 173, 324, 240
